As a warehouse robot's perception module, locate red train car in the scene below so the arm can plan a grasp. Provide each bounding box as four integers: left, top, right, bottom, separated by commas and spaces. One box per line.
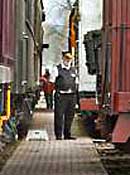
100, 0, 130, 143
0, 0, 15, 66
0, 0, 15, 119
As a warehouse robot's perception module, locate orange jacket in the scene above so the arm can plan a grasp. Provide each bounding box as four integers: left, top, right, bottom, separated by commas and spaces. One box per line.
40, 75, 55, 94
43, 81, 55, 94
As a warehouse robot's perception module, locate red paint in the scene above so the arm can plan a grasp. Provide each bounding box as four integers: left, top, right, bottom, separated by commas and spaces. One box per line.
101, 0, 130, 142
112, 114, 130, 143
80, 98, 99, 111
0, 0, 15, 66
114, 92, 130, 112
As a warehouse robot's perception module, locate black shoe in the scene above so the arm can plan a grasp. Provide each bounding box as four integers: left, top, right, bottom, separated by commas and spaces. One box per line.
64, 136, 76, 140
56, 137, 62, 140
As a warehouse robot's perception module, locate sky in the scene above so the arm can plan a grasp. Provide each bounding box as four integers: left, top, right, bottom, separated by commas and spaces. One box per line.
42, 0, 103, 92
42, 0, 76, 72
43, 0, 75, 25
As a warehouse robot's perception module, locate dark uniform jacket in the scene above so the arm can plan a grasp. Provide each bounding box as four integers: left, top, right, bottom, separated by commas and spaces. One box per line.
55, 64, 76, 93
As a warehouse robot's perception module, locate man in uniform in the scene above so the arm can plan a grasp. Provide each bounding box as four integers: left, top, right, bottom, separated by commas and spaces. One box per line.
50, 51, 77, 140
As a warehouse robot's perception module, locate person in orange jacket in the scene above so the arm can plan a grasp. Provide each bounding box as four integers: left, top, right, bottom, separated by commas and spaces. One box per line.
41, 69, 55, 109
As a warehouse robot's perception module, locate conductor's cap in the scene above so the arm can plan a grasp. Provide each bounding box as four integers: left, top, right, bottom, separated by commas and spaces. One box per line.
62, 51, 73, 60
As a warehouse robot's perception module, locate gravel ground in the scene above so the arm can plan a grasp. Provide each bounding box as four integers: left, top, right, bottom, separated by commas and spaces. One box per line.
2, 115, 130, 175
95, 142, 130, 175
0, 141, 20, 171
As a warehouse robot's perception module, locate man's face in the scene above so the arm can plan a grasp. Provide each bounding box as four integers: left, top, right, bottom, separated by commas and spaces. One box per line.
63, 55, 72, 66
63, 58, 72, 66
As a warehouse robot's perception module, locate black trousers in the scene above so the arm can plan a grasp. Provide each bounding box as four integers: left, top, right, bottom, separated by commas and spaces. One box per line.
44, 93, 53, 109
54, 92, 76, 138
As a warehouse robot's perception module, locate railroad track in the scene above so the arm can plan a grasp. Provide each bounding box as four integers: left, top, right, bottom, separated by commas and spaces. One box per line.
94, 140, 130, 175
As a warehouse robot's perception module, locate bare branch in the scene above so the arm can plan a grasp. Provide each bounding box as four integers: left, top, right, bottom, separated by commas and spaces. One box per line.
66, 0, 73, 10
